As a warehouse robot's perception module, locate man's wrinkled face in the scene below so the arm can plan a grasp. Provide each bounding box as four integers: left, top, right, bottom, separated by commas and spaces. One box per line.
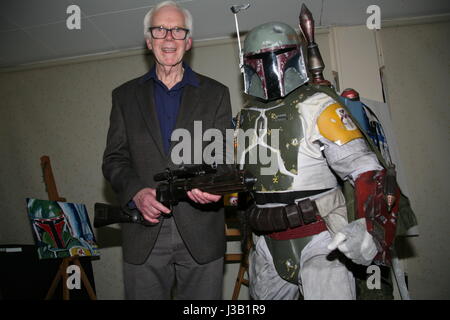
146, 6, 192, 67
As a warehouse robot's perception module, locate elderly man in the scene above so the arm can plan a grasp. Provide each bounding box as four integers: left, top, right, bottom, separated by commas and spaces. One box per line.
102, 1, 232, 299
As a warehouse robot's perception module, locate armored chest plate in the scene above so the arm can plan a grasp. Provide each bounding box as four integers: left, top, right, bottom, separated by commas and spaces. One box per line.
237, 86, 317, 191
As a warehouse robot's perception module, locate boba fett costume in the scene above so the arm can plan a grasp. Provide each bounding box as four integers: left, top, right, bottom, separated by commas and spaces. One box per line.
235, 22, 390, 299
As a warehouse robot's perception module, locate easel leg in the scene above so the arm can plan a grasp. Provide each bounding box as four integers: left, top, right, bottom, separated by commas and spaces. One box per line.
45, 257, 70, 300
62, 258, 70, 300
231, 265, 244, 300
45, 266, 62, 300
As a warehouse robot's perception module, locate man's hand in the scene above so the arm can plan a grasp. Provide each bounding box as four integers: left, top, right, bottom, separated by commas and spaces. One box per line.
187, 188, 222, 204
327, 218, 378, 266
132, 188, 171, 224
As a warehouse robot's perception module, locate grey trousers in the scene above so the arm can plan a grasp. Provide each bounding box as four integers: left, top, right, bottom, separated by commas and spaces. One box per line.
123, 217, 224, 300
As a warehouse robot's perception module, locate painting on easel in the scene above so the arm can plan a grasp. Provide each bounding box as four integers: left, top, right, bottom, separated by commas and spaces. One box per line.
26, 198, 100, 259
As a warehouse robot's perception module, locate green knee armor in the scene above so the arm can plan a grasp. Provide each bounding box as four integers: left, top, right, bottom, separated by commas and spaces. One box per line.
264, 235, 313, 284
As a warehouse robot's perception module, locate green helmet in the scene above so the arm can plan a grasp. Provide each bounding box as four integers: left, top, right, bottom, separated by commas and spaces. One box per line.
28, 199, 63, 218
27, 199, 69, 249
243, 22, 309, 100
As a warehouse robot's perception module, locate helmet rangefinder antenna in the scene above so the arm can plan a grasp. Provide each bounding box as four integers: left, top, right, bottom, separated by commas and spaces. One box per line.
299, 4, 330, 85
230, 4, 250, 73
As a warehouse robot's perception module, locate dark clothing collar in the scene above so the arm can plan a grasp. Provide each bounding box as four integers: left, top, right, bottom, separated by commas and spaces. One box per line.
140, 62, 199, 88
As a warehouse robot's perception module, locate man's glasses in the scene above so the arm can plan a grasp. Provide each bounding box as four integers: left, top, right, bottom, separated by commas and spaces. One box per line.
149, 26, 190, 40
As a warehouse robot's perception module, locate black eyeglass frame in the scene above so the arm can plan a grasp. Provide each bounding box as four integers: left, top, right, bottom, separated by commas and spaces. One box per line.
148, 26, 190, 40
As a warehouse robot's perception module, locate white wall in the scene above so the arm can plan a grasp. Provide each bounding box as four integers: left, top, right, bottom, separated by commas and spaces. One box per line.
378, 20, 450, 299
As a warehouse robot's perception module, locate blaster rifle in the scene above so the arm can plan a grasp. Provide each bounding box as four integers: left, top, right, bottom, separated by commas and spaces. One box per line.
94, 164, 256, 228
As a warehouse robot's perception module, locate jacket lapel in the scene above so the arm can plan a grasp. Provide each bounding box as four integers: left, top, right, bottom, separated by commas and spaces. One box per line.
168, 81, 201, 156
135, 80, 165, 158
174, 84, 200, 131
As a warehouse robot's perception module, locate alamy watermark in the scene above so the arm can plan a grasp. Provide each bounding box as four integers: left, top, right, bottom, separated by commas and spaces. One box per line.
170, 121, 280, 175
366, 5, 381, 30
66, 5, 81, 30
366, 265, 381, 290
66, 264, 81, 290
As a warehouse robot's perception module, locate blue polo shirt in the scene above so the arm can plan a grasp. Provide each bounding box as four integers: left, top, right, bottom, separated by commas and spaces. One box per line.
143, 63, 199, 154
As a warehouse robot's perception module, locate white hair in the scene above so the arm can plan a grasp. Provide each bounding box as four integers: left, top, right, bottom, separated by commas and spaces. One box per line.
143, 1, 193, 40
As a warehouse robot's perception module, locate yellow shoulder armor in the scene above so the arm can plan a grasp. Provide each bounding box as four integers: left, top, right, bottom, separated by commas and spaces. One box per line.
317, 103, 363, 145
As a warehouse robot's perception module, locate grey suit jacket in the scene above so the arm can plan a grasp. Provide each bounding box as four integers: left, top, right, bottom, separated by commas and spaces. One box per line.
102, 70, 232, 265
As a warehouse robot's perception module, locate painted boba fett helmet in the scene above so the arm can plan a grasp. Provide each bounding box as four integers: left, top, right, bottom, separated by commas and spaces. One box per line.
243, 22, 309, 100
27, 199, 69, 249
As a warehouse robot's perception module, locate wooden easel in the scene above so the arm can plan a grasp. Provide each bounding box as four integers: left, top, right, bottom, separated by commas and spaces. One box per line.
224, 215, 251, 300
40, 155, 97, 300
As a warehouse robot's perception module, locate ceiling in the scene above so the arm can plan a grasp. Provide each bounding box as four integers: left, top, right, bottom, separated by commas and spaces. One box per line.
1, 0, 449, 69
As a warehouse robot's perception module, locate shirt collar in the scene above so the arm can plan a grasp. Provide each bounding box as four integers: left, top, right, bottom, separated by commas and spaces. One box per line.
141, 62, 199, 88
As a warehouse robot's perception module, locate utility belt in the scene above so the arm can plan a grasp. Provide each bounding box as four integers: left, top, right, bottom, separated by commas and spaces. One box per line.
249, 188, 340, 285
248, 189, 331, 234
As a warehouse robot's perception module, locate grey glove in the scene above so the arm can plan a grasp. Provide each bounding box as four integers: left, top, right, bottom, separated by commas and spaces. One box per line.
327, 218, 377, 266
